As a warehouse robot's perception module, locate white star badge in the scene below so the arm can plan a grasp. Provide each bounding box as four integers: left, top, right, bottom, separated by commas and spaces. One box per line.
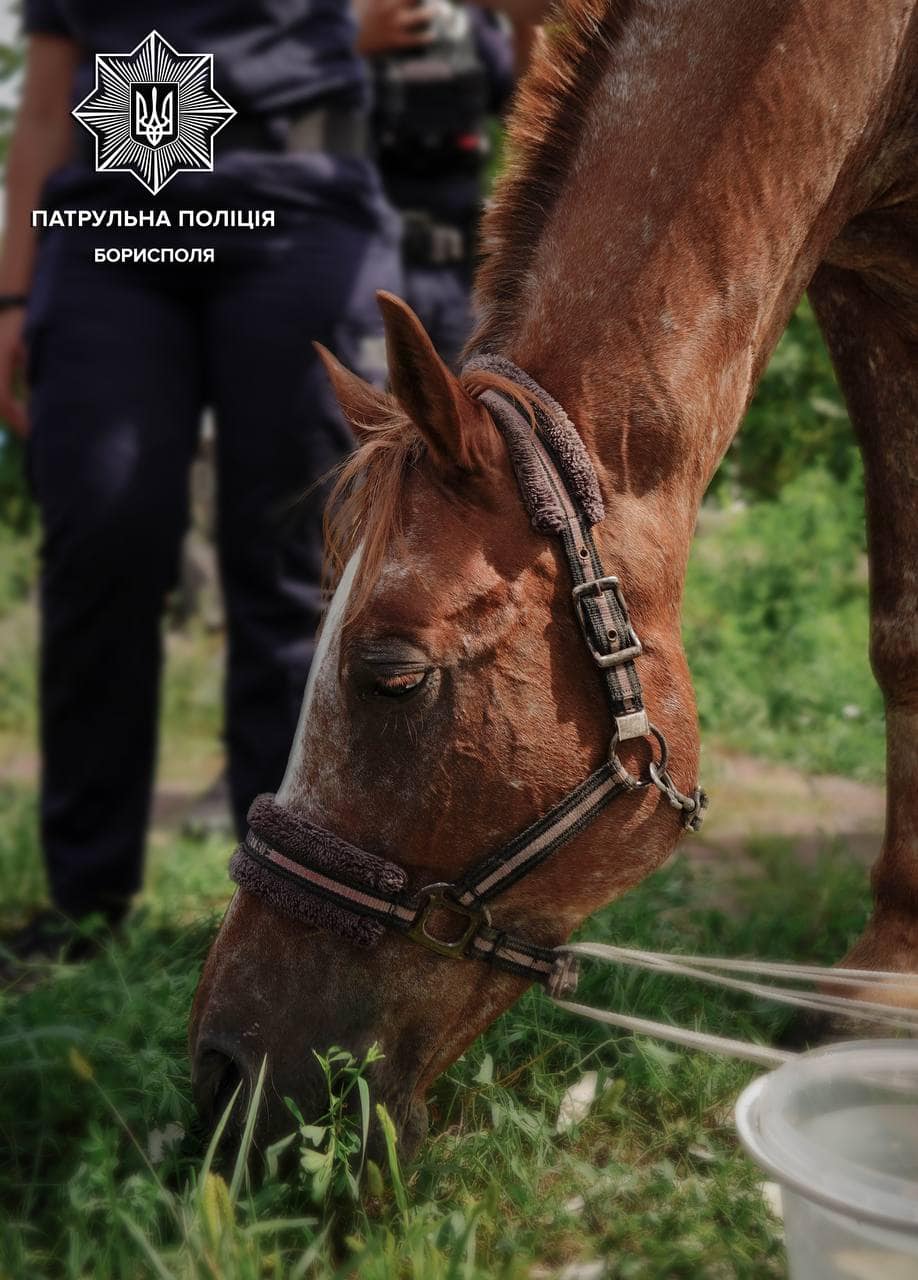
73, 30, 236, 196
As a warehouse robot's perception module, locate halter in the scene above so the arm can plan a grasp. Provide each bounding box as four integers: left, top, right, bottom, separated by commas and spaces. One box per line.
230, 356, 707, 988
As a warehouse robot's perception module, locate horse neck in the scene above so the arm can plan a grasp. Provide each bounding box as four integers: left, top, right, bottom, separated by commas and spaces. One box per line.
478, 0, 915, 567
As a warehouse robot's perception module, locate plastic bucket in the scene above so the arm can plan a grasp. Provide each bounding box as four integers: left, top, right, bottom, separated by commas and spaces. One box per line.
735, 1040, 918, 1280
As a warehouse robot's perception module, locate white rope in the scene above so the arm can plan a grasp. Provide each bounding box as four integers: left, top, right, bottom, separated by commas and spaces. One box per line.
548, 942, 918, 1066
567, 944, 918, 988
550, 997, 795, 1067
561, 942, 918, 1031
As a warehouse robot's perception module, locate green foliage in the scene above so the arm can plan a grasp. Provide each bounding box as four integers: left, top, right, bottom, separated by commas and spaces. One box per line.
0, 528, 38, 740
722, 300, 859, 501
684, 466, 883, 780
0, 433, 35, 533
0, 27, 23, 166
0, 523, 35, 615
0, 23, 33, 493
286, 1044, 383, 1207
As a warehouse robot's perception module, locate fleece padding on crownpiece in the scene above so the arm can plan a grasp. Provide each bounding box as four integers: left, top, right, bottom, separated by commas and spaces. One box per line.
464, 353, 605, 532
229, 793, 407, 947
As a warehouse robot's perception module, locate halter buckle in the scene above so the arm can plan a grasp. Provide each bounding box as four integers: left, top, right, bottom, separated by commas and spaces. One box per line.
406, 884, 491, 958
572, 576, 643, 669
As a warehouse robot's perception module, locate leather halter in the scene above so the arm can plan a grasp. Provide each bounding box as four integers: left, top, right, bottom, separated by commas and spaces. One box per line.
230, 358, 707, 985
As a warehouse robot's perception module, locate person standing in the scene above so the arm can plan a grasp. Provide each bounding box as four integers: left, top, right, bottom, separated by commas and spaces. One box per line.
0, 1, 401, 963
358, 0, 521, 368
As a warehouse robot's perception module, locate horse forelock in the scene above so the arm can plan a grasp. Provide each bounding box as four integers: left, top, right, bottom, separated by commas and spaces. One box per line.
323, 399, 421, 622
323, 369, 549, 623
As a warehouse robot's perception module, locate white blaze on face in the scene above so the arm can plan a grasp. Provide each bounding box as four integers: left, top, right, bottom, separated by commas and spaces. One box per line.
276, 548, 362, 805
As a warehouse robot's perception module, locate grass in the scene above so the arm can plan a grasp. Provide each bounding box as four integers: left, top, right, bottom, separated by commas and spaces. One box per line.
683, 467, 883, 782
0, 773, 873, 1278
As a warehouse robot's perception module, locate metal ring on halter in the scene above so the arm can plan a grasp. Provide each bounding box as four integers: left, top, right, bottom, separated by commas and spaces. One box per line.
608, 720, 669, 789
609, 722, 706, 830
644, 724, 708, 828
608, 728, 652, 788
647, 723, 670, 776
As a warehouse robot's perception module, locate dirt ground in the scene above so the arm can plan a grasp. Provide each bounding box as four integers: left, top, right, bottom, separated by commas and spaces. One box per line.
693, 748, 882, 864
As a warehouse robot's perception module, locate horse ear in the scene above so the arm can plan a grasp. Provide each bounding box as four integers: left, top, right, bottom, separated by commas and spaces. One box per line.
376, 291, 495, 471
313, 342, 392, 442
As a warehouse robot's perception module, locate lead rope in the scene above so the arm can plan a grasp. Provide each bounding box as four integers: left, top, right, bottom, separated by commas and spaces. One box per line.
546, 942, 918, 1068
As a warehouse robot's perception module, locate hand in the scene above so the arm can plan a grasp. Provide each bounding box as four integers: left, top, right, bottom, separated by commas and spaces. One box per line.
0, 307, 28, 438
355, 0, 436, 55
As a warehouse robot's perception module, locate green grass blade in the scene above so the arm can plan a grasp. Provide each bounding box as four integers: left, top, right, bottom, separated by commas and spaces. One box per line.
197, 1078, 242, 1200
229, 1053, 267, 1204
289, 1222, 334, 1280
356, 1073, 370, 1185
117, 1211, 177, 1280
376, 1103, 408, 1218
241, 1216, 318, 1237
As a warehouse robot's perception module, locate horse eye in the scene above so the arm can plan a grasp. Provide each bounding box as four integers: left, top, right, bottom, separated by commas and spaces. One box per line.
350, 642, 435, 704
370, 669, 429, 699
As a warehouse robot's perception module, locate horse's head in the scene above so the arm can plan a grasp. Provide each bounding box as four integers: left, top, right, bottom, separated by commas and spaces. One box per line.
190, 293, 700, 1157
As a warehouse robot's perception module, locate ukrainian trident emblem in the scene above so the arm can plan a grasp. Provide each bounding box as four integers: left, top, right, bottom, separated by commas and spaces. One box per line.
73, 31, 235, 194
131, 83, 178, 149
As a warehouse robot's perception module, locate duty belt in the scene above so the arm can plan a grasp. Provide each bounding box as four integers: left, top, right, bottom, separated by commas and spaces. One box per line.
75, 105, 370, 164
219, 107, 369, 158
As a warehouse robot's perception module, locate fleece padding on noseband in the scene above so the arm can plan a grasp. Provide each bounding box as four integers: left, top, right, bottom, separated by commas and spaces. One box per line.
229, 794, 408, 947
464, 353, 605, 532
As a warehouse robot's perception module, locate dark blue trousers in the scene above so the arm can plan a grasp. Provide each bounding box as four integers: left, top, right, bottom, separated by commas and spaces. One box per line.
26, 219, 398, 915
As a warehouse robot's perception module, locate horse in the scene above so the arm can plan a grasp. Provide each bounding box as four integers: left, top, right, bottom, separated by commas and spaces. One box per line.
190, 0, 918, 1156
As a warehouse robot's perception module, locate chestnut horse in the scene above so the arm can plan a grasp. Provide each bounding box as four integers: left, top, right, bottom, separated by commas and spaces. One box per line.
191, 0, 918, 1154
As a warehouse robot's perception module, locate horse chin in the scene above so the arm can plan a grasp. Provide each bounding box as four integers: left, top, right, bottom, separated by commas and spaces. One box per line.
389, 1093, 430, 1163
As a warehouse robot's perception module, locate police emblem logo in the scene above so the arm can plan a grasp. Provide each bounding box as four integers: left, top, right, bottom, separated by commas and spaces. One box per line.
130, 84, 179, 149
73, 31, 235, 195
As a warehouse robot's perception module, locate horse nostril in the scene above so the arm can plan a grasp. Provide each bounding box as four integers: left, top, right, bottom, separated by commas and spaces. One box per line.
213, 1055, 243, 1122
193, 1042, 249, 1129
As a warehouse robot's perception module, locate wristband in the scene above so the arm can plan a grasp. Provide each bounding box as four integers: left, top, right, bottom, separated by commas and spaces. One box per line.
0, 295, 28, 311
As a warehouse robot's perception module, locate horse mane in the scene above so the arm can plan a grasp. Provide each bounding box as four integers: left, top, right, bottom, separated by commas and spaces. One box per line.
471, 0, 630, 351
323, 369, 542, 619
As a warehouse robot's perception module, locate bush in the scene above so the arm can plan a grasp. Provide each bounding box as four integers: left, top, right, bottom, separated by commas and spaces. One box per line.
684, 466, 883, 779
720, 300, 859, 501
0, 432, 34, 534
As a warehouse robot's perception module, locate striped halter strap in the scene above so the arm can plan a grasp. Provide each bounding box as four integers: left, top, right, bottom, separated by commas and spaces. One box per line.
230, 355, 707, 987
